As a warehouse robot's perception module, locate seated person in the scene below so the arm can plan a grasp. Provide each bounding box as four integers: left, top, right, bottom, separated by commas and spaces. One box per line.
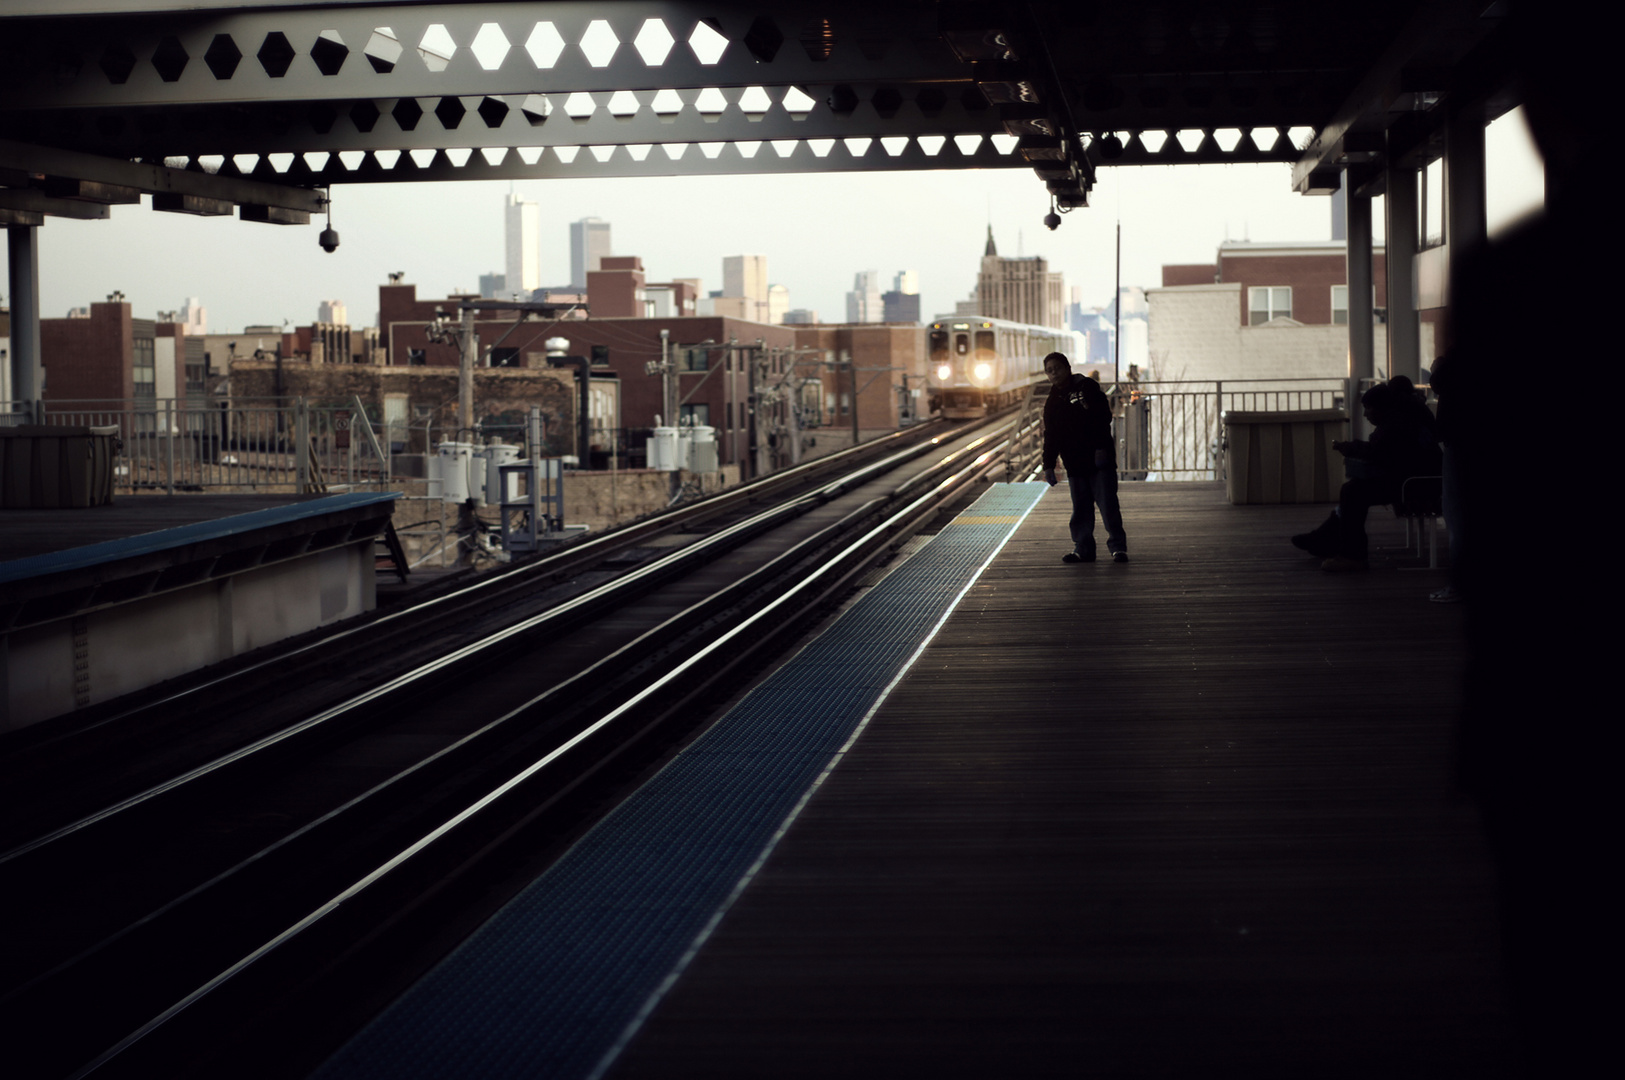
1291, 381, 1443, 571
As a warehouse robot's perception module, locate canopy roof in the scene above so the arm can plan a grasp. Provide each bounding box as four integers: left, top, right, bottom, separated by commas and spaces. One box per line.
0, 1, 1520, 226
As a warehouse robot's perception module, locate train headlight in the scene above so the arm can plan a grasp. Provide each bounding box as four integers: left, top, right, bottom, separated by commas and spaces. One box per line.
973, 362, 993, 382
936, 364, 952, 381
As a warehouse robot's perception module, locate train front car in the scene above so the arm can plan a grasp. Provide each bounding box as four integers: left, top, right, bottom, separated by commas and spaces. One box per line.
927, 320, 1004, 419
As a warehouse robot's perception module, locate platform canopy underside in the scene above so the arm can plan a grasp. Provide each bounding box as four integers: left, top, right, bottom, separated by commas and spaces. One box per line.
0, 1, 1520, 223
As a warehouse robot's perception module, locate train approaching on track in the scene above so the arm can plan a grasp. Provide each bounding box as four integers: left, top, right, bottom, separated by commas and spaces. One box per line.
925, 316, 1090, 419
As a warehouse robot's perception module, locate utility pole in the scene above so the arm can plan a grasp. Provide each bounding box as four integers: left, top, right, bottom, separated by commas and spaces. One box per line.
458, 303, 477, 439
659, 328, 674, 426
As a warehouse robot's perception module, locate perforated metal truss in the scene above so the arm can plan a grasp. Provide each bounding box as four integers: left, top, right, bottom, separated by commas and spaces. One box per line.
0, 1, 1306, 195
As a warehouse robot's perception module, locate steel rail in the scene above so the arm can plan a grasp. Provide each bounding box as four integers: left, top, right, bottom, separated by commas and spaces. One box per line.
5, 420, 947, 758
66, 434, 1017, 1080
0, 419, 1006, 866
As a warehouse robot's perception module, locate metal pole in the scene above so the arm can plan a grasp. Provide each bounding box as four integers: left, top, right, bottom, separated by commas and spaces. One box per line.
1114, 220, 1122, 387
294, 397, 309, 492
164, 399, 175, 494
458, 304, 477, 439
848, 352, 859, 447
1383, 150, 1420, 384
7, 226, 43, 412
1345, 169, 1376, 439
660, 328, 673, 427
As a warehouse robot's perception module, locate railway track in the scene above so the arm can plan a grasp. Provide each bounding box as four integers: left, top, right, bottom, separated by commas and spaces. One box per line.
0, 415, 1037, 1080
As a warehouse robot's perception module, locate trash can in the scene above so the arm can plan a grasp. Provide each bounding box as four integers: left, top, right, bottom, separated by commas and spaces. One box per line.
1223, 409, 1346, 504
0, 425, 119, 508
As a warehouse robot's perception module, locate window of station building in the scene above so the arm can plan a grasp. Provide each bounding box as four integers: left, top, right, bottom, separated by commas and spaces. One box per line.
591, 344, 610, 366
407, 348, 427, 366
132, 335, 156, 399
679, 403, 710, 427
1331, 285, 1350, 325
488, 346, 521, 368
1420, 157, 1445, 249
681, 345, 709, 371
1248, 286, 1291, 325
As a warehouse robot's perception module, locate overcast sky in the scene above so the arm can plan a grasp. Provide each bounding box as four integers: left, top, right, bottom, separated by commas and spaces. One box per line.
7, 109, 1542, 334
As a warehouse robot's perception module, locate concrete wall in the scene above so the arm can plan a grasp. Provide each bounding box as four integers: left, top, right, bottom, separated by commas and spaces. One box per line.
2, 541, 374, 731
1147, 284, 1435, 385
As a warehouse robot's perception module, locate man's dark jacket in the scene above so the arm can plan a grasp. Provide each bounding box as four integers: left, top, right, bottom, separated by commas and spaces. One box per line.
1042, 373, 1115, 475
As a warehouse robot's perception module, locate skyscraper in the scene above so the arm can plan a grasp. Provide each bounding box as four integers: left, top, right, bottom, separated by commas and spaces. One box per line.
570, 218, 612, 290
975, 227, 1066, 329
505, 192, 540, 299
846, 270, 882, 323
722, 255, 769, 322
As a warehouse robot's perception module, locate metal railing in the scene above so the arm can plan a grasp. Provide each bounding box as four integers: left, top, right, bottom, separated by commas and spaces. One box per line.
1113, 378, 1348, 481
12, 397, 393, 494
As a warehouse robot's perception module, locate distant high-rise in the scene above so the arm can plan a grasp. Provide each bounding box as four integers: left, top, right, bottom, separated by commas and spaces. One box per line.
317, 299, 348, 325
180, 296, 207, 335
893, 270, 918, 296
505, 193, 540, 298
768, 284, 790, 325
846, 270, 882, 323
478, 272, 507, 299
723, 255, 769, 322
975, 227, 1065, 329
570, 218, 612, 290
883, 269, 920, 323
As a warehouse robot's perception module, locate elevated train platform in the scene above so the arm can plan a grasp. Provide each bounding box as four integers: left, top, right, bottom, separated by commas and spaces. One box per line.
317, 480, 1504, 1079
1, 493, 399, 731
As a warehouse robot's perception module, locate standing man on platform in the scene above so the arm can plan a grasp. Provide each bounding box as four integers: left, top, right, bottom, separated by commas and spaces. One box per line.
1041, 352, 1128, 564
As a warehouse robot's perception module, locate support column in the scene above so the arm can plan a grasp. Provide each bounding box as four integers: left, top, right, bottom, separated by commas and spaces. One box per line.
1446, 101, 1488, 300
1345, 174, 1376, 437
1384, 155, 1421, 384
7, 225, 43, 411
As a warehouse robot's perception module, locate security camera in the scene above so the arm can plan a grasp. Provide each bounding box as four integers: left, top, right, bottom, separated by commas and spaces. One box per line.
318, 226, 340, 253
1043, 210, 1061, 231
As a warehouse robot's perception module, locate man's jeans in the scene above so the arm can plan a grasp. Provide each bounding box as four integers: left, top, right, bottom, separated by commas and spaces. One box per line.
1067, 467, 1127, 556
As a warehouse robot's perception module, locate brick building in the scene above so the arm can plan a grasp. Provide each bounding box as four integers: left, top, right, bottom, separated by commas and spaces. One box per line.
1147, 240, 1435, 384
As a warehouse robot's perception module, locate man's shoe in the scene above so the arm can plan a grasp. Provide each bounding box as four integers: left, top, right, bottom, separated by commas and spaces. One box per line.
1062, 550, 1094, 563
1292, 513, 1341, 558
1320, 556, 1367, 572
1111, 551, 1129, 563
1429, 586, 1462, 603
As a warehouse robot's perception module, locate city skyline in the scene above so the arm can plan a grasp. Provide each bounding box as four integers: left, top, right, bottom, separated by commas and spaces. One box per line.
4, 110, 1542, 335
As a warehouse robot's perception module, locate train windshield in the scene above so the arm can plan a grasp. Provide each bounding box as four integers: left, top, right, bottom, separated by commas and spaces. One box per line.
929, 330, 949, 361
975, 330, 996, 355
955, 334, 969, 355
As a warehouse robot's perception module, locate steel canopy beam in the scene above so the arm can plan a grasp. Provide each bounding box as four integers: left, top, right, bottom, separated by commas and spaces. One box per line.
0, 137, 324, 212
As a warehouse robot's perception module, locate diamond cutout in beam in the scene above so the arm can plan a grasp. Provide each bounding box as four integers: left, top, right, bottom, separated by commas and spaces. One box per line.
525, 22, 565, 68
697, 142, 726, 159
989, 133, 1018, 153
99, 44, 136, 84
516, 147, 543, 164
806, 138, 834, 158
365, 28, 402, 73
662, 143, 687, 161
843, 137, 873, 156
392, 97, 424, 130
1139, 130, 1168, 153
694, 87, 727, 117
152, 36, 188, 82
1213, 128, 1243, 152
739, 86, 772, 118
771, 140, 797, 158
376, 149, 401, 168
519, 94, 552, 125
554, 145, 579, 163
651, 89, 684, 118
258, 32, 295, 78
580, 20, 620, 67
435, 96, 467, 129
563, 92, 596, 119
918, 135, 946, 156
302, 151, 329, 171
607, 90, 640, 118
1175, 129, 1205, 152
881, 136, 908, 156
689, 20, 728, 64
311, 30, 348, 76
419, 25, 456, 72
408, 148, 437, 167
743, 17, 783, 63
204, 34, 241, 80
470, 24, 510, 71
1288, 126, 1316, 151
783, 86, 816, 116
633, 19, 675, 66
589, 145, 616, 163
480, 147, 507, 166
478, 96, 510, 127
871, 87, 903, 120
350, 100, 381, 132
953, 134, 983, 154
338, 150, 365, 170
267, 152, 294, 173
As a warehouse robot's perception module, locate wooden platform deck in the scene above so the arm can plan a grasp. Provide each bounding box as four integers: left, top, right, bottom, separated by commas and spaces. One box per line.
610, 481, 1508, 1079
